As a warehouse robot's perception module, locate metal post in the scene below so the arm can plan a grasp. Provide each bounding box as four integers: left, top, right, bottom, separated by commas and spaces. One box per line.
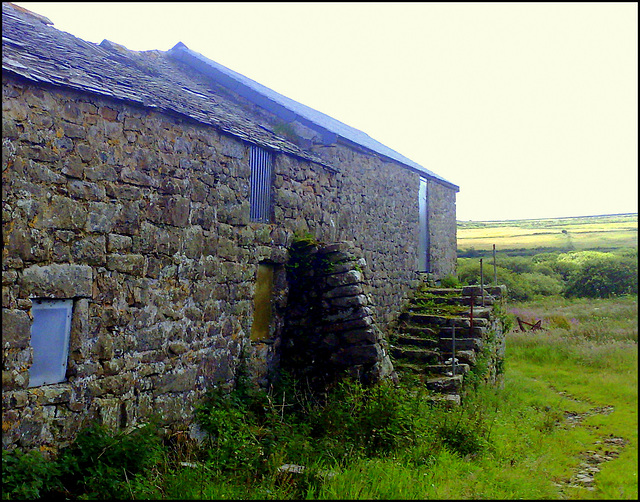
480, 258, 485, 307
451, 322, 456, 377
469, 293, 474, 337
493, 244, 497, 286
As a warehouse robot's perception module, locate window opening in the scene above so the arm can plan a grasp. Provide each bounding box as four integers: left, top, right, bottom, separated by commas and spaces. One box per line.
250, 145, 274, 223
28, 299, 73, 387
251, 263, 274, 342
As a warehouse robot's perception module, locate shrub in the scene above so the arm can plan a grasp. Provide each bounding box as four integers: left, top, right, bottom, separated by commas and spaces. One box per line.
3, 423, 165, 500
440, 274, 462, 288
56, 423, 165, 499
565, 255, 638, 298
308, 380, 418, 459
458, 259, 564, 301
2, 448, 62, 500
431, 403, 489, 457
195, 387, 268, 473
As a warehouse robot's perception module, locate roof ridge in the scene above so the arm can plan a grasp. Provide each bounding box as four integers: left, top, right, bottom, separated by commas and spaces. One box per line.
167, 42, 458, 189
3, 2, 53, 25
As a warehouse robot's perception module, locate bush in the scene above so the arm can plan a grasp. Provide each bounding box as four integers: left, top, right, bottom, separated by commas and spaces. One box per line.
440, 274, 462, 288
458, 260, 564, 301
435, 413, 488, 457
2, 423, 165, 500
57, 423, 165, 499
459, 250, 637, 300
195, 387, 269, 473
2, 448, 62, 500
308, 380, 418, 459
565, 256, 638, 298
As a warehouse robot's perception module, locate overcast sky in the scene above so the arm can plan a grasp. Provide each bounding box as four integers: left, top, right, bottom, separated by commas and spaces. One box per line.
14, 2, 638, 221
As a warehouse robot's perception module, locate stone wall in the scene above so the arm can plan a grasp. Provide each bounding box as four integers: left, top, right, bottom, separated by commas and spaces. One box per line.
2, 75, 456, 449
427, 179, 457, 279
280, 241, 396, 390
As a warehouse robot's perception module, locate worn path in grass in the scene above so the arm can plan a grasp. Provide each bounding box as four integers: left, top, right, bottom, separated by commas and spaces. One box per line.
545, 384, 629, 495
505, 314, 637, 499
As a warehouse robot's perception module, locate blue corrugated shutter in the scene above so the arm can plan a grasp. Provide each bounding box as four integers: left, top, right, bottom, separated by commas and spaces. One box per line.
250, 145, 274, 223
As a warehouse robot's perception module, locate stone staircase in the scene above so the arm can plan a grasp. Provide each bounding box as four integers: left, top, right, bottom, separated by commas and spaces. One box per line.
389, 285, 506, 404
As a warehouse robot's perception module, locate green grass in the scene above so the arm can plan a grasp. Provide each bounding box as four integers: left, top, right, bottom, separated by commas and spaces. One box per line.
3, 296, 637, 500
458, 213, 638, 254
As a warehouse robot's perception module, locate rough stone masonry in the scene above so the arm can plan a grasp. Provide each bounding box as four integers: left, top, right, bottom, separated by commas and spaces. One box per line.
2, 2, 458, 450
2, 75, 456, 449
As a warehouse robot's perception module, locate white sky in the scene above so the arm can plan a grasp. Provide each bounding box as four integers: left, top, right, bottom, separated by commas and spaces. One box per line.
13, 2, 639, 221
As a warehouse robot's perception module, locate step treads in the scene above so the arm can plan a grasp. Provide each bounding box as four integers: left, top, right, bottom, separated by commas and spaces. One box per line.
400, 313, 489, 328
391, 347, 440, 363
425, 375, 463, 392
392, 335, 439, 349
392, 361, 470, 376
396, 325, 438, 337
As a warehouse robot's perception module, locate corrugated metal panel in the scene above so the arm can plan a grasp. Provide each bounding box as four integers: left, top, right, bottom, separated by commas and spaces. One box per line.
250, 145, 274, 223
418, 177, 430, 272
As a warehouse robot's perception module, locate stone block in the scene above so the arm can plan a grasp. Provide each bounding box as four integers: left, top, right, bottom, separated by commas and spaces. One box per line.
324, 315, 373, 333
152, 368, 197, 395
39, 195, 87, 230
106, 253, 145, 274
20, 263, 93, 298
183, 226, 204, 259
328, 294, 368, 309
31, 385, 72, 405
100, 106, 119, 121
148, 195, 190, 227
330, 343, 381, 366
340, 328, 378, 345
2, 309, 31, 349
325, 270, 363, 288
94, 397, 122, 430
95, 333, 114, 360
106, 233, 133, 253
120, 166, 156, 187
72, 235, 106, 265
76, 143, 95, 163
323, 284, 362, 299
219, 136, 245, 159
3, 219, 38, 261
123, 117, 143, 132
62, 122, 86, 139
68, 180, 105, 201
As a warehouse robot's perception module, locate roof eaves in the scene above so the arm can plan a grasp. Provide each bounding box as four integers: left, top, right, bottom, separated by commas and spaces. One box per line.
167, 42, 458, 190
167, 42, 339, 146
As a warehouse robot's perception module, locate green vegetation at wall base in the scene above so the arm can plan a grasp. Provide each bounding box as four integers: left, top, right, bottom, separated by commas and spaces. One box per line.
3, 296, 636, 500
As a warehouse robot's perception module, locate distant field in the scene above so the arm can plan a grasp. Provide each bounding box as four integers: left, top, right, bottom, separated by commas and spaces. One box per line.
457, 213, 638, 255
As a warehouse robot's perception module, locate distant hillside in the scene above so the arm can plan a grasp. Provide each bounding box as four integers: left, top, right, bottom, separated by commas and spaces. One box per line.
457, 213, 638, 257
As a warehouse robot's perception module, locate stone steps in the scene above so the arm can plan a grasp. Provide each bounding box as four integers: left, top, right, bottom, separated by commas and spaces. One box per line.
390, 347, 440, 364
409, 294, 496, 308
438, 337, 483, 352
425, 374, 463, 393
397, 325, 439, 337
392, 335, 439, 349
389, 285, 505, 403
393, 361, 470, 376
438, 326, 487, 338
400, 313, 488, 328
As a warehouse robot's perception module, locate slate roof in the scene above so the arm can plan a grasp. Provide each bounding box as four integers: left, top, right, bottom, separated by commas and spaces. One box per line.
1, 2, 332, 170
169, 43, 458, 189
2, 2, 458, 189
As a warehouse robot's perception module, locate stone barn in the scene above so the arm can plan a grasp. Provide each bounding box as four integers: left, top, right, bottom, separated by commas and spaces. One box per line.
2, 3, 459, 449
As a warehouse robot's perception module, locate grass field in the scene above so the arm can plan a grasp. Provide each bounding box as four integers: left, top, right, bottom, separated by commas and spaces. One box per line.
457, 213, 638, 254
